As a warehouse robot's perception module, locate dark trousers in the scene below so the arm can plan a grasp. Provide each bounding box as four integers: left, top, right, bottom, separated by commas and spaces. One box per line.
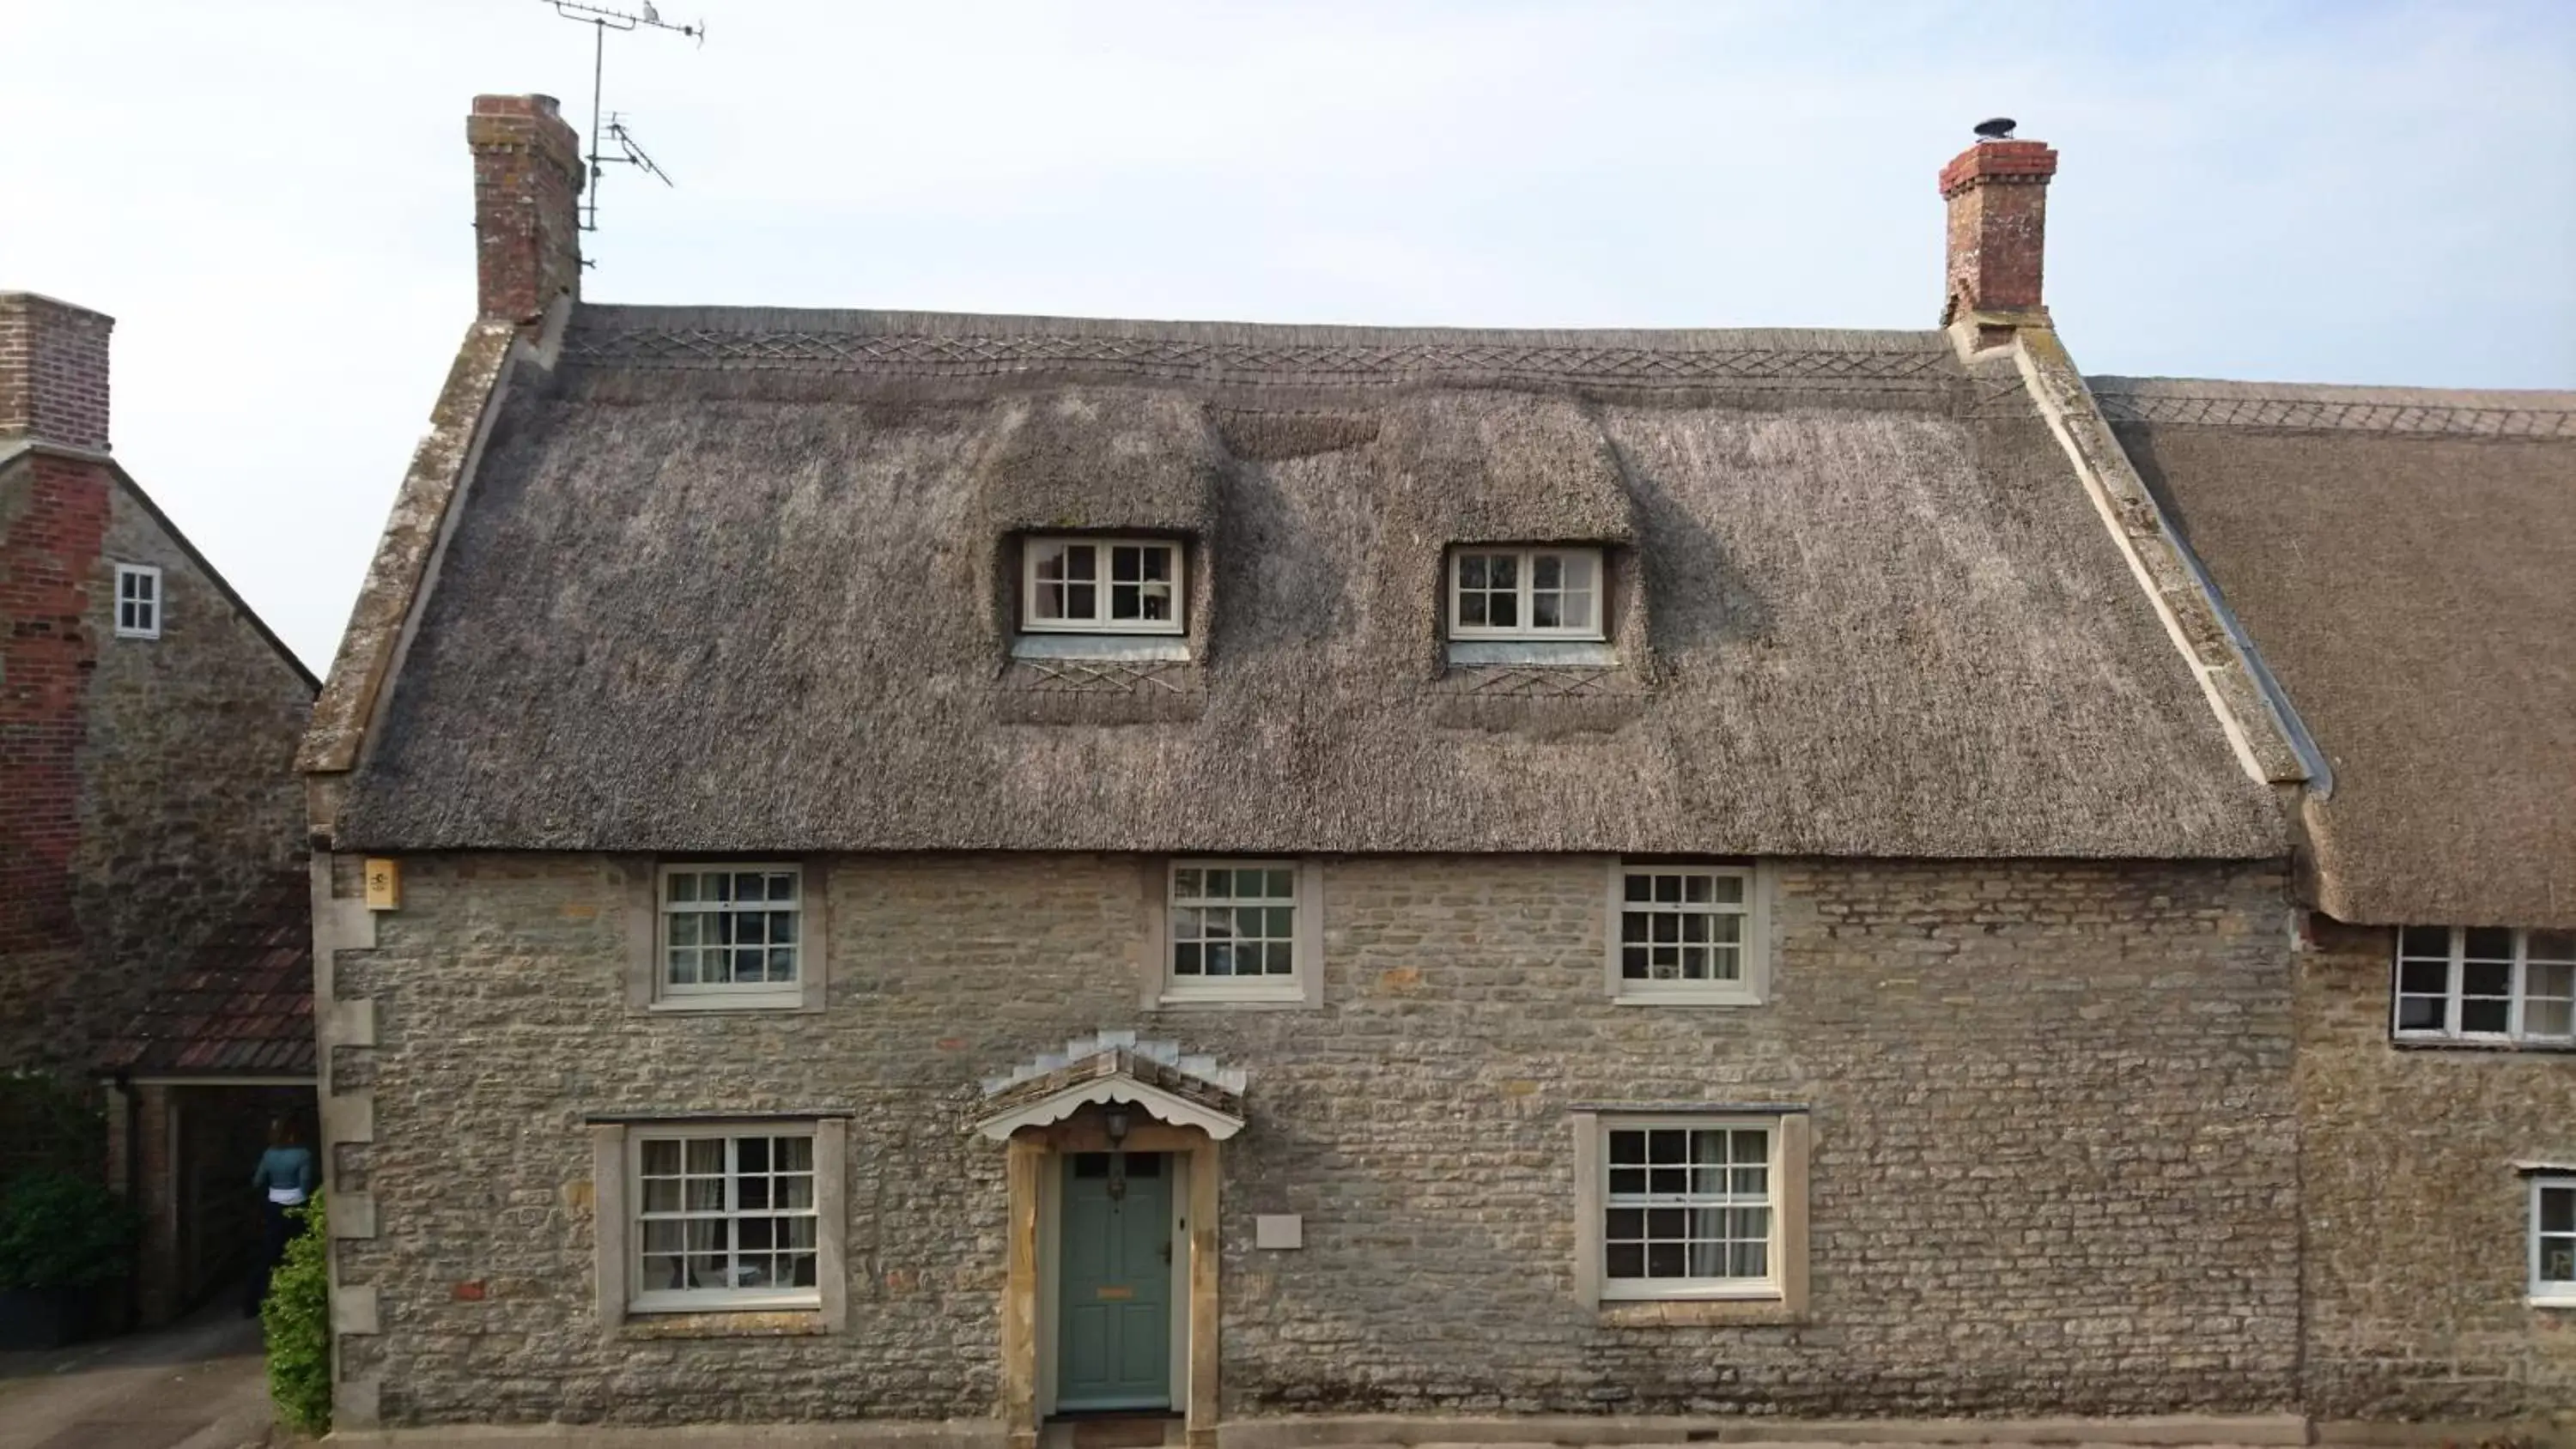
246, 1199, 295, 1315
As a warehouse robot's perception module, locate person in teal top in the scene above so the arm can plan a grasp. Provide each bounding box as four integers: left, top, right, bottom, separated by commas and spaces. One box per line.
246, 1118, 317, 1316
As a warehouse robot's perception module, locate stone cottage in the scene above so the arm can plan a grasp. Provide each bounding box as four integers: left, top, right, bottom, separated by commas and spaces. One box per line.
297, 96, 2570, 1442
0, 291, 320, 1322
2095, 377, 2576, 1419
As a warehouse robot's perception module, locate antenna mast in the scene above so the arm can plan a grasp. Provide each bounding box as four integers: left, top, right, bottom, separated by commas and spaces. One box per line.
544, 0, 703, 238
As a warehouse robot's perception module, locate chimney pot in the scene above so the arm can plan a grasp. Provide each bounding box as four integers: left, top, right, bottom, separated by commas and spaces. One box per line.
1939, 130, 2059, 324
0, 293, 115, 453
467, 92, 585, 329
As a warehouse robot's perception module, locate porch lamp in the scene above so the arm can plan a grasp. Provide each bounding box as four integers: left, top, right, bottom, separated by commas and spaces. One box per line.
1104, 1105, 1133, 1147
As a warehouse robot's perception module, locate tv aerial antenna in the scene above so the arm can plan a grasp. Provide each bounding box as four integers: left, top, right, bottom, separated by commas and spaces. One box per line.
544, 1, 704, 238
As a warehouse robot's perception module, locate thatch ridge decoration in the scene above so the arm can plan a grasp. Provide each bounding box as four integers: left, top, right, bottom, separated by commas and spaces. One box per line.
2090, 376, 2576, 437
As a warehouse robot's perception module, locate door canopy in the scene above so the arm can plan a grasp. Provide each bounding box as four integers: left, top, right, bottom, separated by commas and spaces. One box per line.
973, 1031, 1247, 1142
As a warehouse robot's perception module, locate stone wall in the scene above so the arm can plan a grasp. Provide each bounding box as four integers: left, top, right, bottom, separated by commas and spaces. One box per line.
0, 451, 312, 1072
2296, 916, 2576, 1421
69, 482, 312, 1055
330, 852, 2300, 1426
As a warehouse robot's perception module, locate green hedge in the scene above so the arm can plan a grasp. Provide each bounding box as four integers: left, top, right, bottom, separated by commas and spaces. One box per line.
260, 1193, 331, 1436
0, 1171, 138, 1289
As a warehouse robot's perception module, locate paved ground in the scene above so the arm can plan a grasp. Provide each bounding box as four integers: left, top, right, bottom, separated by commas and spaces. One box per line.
0, 1297, 274, 1449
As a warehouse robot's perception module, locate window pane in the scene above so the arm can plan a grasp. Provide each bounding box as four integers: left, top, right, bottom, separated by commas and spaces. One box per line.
2525, 999, 2573, 1039
1265, 869, 1295, 899
2530, 931, 2576, 964
668, 874, 699, 904
2395, 995, 2445, 1031
1608, 1131, 1645, 1166
1533, 593, 1561, 628
641, 1140, 680, 1175
1487, 591, 1517, 627
2464, 927, 2514, 961
1488, 556, 1518, 590
2463, 961, 2512, 997
1623, 874, 1651, 903
2461, 997, 2511, 1034
1458, 555, 1489, 590
2399, 925, 2452, 958
2396, 958, 2446, 994
1066, 584, 1095, 617
1534, 555, 1562, 590
2542, 1187, 2574, 1234
685, 1138, 723, 1174
1606, 1241, 1643, 1279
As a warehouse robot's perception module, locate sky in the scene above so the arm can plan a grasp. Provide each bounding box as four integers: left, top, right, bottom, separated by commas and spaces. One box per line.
5, 0, 2573, 673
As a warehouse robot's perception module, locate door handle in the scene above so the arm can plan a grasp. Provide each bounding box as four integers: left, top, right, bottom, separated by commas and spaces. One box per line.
1158, 1239, 1172, 1265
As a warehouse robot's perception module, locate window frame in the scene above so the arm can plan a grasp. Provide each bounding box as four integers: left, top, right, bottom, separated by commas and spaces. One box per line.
1571, 1109, 1810, 1319
655, 863, 807, 1009
1153, 858, 1319, 1009
624, 1125, 824, 1314
1447, 546, 1606, 642
113, 563, 161, 639
1020, 536, 1188, 637
1605, 860, 1771, 1006
2535, 1176, 2576, 1308
2390, 925, 2576, 1047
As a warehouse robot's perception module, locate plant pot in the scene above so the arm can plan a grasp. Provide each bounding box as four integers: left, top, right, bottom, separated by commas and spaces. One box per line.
0, 1284, 98, 1349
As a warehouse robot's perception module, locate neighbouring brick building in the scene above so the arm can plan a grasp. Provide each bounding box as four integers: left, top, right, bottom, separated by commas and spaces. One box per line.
296, 97, 2571, 1444
0, 290, 320, 1322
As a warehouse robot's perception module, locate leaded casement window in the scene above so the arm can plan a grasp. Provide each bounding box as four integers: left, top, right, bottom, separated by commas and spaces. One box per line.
2535, 1178, 2576, 1307
2392, 926, 2576, 1046
1162, 860, 1310, 1004
1599, 1119, 1777, 1300
1606, 861, 1768, 1005
1448, 547, 1603, 640
114, 563, 161, 639
660, 865, 802, 997
629, 1128, 820, 1312
1023, 537, 1185, 634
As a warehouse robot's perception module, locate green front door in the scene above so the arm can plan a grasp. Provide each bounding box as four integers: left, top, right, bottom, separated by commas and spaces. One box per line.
1057, 1151, 1173, 1411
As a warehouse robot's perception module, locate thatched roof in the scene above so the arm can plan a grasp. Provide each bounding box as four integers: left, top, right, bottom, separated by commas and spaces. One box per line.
2099, 377, 2576, 926
328, 306, 2281, 858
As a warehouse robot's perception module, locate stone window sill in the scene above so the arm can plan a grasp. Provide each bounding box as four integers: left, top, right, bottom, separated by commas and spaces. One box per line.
1596, 1297, 1801, 1327
617, 1308, 829, 1340
648, 993, 809, 1014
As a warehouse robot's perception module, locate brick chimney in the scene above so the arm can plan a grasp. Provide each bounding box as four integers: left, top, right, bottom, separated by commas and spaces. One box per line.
467, 94, 584, 328
1939, 127, 2058, 325
0, 294, 114, 453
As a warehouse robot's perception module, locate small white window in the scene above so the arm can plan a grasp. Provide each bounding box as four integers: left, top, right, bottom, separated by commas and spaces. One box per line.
1023, 537, 1184, 634
1163, 860, 1305, 1003
1607, 862, 1768, 1005
1599, 1119, 1777, 1300
2536, 1178, 2576, 1307
630, 1127, 819, 1312
661, 865, 802, 1000
1449, 547, 1602, 640
114, 564, 161, 639
2393, 926, 2575, 1046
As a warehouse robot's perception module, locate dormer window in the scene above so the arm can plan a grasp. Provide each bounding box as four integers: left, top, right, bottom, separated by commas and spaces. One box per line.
1022, 537, 1184, 635
1449, 547, 1602, 641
